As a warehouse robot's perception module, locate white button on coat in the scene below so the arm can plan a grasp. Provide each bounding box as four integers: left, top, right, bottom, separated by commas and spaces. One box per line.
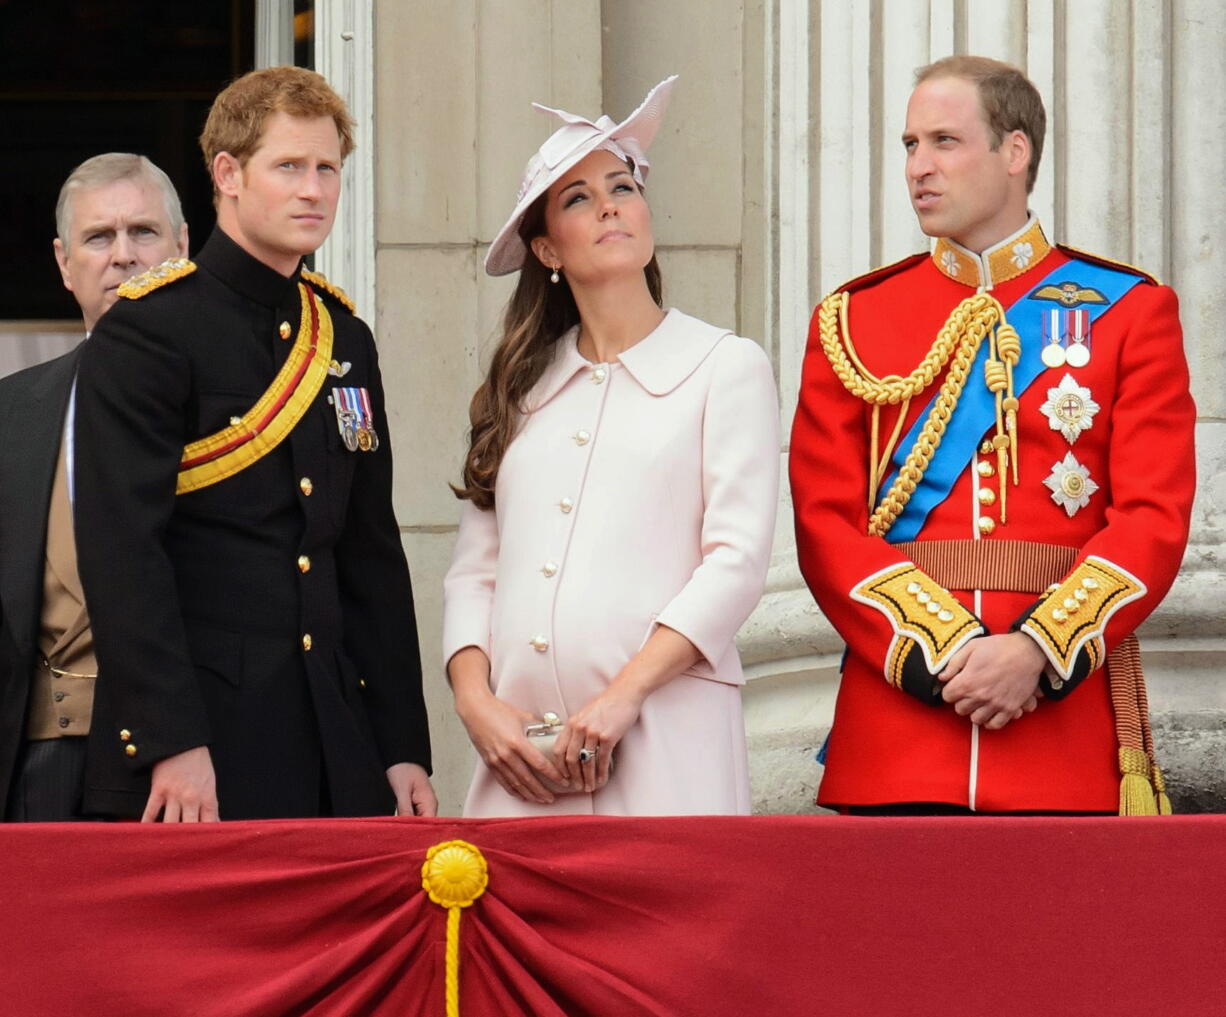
444, 309, 780, 817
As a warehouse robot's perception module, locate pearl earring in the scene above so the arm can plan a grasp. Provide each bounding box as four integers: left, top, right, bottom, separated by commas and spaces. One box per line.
550, 268, 560, 284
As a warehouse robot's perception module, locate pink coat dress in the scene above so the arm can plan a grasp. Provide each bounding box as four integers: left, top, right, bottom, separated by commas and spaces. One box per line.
443, 309, 780, 816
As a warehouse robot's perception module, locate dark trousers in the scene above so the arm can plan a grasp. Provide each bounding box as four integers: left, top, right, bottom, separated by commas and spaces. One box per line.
6, 737, 88, 821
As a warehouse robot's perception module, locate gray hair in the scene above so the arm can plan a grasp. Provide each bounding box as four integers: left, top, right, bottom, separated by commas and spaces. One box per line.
55, 153, 186, 245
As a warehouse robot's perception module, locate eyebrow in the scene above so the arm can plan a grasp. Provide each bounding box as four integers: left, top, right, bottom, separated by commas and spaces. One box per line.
559, 169, 634, 197
78, 218, 162, 236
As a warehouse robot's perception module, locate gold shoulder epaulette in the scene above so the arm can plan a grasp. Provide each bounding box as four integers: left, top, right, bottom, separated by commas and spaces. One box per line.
1056, 244, 1160, 286
833, 252, 929, 296
117, 258, 196, 299
301, 268, 355, 313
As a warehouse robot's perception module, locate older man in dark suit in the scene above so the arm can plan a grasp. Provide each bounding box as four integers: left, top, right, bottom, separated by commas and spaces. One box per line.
0, 153, 189, 820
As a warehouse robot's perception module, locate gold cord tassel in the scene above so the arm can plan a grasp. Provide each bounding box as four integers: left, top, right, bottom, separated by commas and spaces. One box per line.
1118, 747, 1159, 816
1152, 764, 1173, 815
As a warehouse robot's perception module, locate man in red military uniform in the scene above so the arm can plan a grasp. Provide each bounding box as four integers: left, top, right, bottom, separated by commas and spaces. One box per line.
790, 55, 1196, 814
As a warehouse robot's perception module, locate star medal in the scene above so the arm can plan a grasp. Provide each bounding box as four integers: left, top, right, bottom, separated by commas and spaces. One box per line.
1066, 309, 1091, 367
1039, 374, 1100, 444
1040, 308, 1066, 368
1044, 452, 1099, 517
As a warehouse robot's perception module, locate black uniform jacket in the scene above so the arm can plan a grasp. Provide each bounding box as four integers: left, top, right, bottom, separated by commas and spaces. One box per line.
73, 228, 431, 819
0, 345, 83, 817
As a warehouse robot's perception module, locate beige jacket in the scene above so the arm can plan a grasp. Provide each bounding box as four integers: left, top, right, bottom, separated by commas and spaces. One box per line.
444, 309, 779, 816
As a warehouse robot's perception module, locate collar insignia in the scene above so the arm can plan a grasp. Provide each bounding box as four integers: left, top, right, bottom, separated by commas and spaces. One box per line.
932, 218, 1051, 289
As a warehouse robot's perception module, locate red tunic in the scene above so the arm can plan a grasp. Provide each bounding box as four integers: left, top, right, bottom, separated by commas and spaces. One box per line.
789, 220, 1196, 811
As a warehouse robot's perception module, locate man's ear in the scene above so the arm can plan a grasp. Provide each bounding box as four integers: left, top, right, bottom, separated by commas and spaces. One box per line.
52, 238, 74, 292
1005, 129, 1031, 180
529, 236, 558, 271
213, 151, 243, 199
175, 222, 190, 258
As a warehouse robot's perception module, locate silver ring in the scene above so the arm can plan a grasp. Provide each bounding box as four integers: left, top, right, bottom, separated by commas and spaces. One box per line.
578, 747, 597, 764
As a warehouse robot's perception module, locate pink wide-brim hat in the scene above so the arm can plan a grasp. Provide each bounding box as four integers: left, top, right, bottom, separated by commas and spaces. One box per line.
484, 75, 678, 277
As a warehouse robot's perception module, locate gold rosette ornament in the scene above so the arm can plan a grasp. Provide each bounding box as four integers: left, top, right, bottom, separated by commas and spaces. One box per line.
422, 840, 489, 1017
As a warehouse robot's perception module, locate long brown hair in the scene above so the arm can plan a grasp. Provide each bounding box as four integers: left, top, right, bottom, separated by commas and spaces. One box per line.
454, 193, 663, 510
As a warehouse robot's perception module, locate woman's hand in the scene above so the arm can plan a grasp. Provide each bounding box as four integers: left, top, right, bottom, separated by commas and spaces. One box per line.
449, 646, 570, 803
554, 684, 646, 792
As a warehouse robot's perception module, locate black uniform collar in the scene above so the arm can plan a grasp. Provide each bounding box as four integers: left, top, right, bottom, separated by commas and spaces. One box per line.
195, 227, 304, 308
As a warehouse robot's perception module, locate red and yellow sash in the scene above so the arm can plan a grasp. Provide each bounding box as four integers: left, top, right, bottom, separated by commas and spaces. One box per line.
177, 282, 334, 494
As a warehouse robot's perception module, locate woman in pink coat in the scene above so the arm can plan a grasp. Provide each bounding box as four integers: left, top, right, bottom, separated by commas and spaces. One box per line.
444, 77, 779, 816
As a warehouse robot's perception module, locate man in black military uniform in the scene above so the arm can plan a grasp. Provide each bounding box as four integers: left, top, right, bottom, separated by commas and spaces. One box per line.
73, 67, 435, 821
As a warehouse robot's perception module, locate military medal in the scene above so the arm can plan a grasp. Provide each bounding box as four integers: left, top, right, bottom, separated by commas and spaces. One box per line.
356, 387, 379, 451
1040, 374, 1100, 444
332, 387, 361, 450
1065, 309, 1091, 367
1040, 308, 1066, 368
332, 386, 379, 452
1044, 452, 1099, 517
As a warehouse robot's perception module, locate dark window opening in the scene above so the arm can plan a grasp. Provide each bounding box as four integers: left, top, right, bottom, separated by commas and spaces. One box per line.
0, 1, 256, 321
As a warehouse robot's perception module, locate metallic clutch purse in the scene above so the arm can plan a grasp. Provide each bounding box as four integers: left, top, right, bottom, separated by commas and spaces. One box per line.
523, 713, 613, 794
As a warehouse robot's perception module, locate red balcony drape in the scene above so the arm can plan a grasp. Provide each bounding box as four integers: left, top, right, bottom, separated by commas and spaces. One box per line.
2, 815, 1222, 1016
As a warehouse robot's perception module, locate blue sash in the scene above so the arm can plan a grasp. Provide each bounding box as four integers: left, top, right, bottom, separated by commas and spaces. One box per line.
880, 257, 1144, 543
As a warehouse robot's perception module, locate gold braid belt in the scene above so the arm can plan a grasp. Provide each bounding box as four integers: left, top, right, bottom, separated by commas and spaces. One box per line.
818, 290, 1021, 537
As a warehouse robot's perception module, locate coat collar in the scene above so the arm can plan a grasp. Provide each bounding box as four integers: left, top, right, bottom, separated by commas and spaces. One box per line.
195, 226, 303, 308
931, 215, 1052, 290
525, 308, 732, 411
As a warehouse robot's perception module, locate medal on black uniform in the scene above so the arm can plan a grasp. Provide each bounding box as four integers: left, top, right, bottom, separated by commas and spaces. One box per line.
332, 386, 379, 452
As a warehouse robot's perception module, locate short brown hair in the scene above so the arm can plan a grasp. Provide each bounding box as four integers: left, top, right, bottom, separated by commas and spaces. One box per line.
915, 55, 1046, 192
199, 66, 356, 194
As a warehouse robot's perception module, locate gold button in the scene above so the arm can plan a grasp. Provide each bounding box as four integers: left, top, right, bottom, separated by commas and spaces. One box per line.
298, 555, 311, 573
916, 591, 931, 604
529, 635, 549, 653
977, 516, 996, 535
1050, 676, 1065, 691
119, 729, 131, 742
1063, 597, 1079, 613
937, 609, 954, 622
358, 678, 366, 689
229, 415, 242, 426
976, 460, 995, 478
925, 601, 941, 615
542, 712, 560, 725
559, 498, 574, 514
573, 430, 591, 446
1052, 608, 1068, 623
977, 488, 997, 505
979, 440, 994, 455
541, 562, 558, 577
299, 477, 313, 496
1082, 577, 1099, 590
125, 744, 137, 757
1074, 588, 1088, 602
279, 321, 292, 340
905, 581, 921, 595
302, 633, 313, 651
